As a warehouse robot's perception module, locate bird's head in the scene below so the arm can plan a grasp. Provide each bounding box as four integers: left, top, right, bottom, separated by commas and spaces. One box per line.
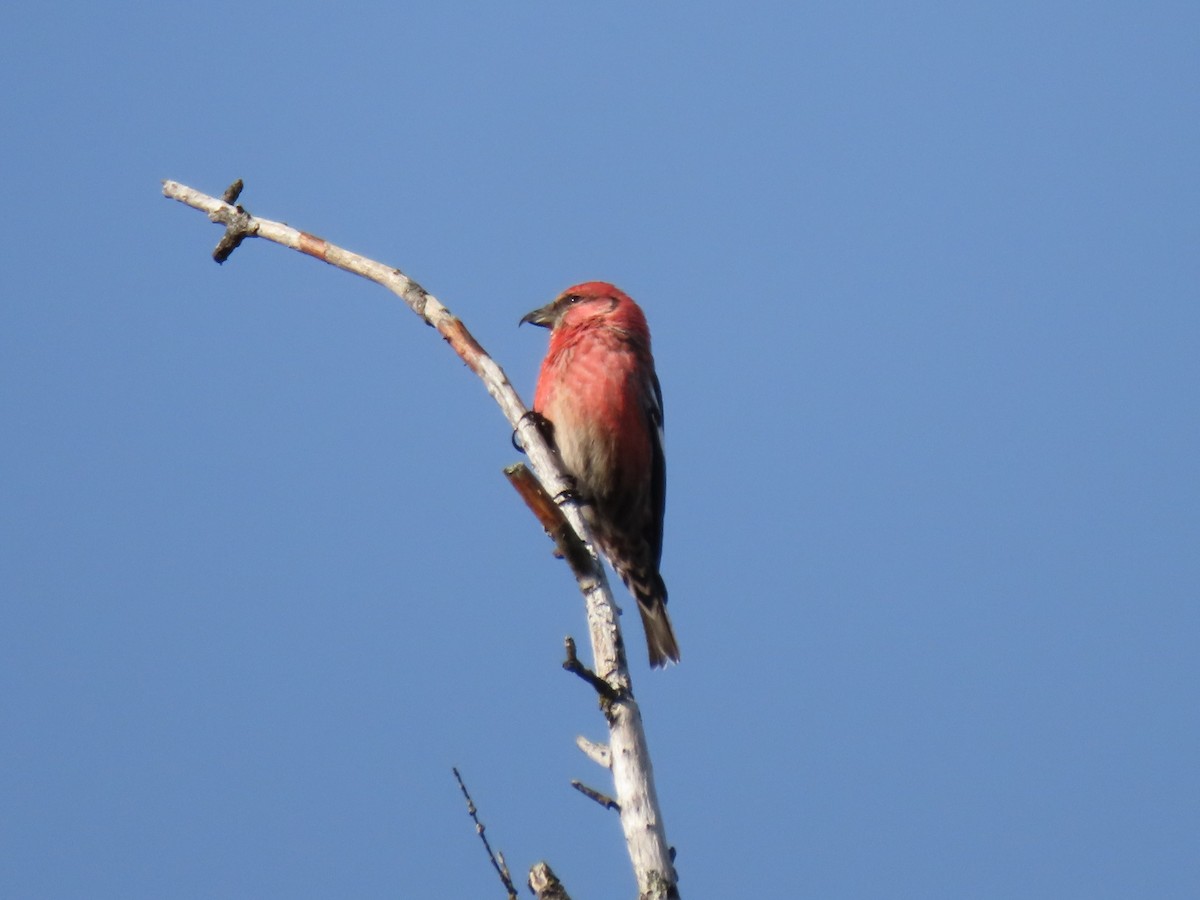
520, 282, 647, 335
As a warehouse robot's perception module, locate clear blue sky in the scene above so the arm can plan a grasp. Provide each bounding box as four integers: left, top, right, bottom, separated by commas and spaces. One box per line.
3, 3, 1196, 897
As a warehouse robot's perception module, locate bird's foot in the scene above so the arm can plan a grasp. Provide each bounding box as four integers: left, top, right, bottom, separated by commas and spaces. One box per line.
511, 410, 554, 453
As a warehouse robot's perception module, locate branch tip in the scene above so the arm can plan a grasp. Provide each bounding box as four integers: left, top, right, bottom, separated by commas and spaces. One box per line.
575, 735, 612, 769
221, 179, 244, 204
528, 861, 572, 900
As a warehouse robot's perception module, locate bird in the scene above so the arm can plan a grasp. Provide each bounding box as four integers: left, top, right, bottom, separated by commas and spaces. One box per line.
520, 281, 679, 667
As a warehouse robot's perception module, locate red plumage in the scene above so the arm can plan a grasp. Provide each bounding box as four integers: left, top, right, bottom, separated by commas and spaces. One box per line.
521, 282, 679, 667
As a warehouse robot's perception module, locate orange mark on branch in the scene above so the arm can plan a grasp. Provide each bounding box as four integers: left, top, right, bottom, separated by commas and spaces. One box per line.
298, 232, 328, 260
438, 316, 488, 376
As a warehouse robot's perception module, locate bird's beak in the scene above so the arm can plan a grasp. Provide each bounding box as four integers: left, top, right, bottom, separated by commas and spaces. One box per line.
519, 301, 557, 328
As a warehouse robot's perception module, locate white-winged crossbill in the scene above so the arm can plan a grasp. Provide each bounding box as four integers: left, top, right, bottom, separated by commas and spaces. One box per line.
522, 282, 679, 667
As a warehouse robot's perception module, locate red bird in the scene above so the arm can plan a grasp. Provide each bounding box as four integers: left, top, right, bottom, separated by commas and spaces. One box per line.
521, 282, 679, 667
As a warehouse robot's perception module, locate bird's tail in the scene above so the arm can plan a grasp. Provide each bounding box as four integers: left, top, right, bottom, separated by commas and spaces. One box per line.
637, 595, 680, 668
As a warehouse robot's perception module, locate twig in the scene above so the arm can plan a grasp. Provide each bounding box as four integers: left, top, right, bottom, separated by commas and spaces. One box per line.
562, 637, 621, 703
571, 780, 620, 812
575, 735, 612, 769
452, 768, 518, 900
221, 179, 244, 204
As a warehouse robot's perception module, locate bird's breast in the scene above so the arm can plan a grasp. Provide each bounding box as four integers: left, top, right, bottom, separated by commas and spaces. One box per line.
534, 334, 651, 498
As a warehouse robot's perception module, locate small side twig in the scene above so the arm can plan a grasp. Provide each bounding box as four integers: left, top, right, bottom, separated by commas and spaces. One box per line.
571, 779, 620, 812
221, 178, 244, 204
575, 735, 612, 769
562, 637, 620, 702
452, 767, 518, 900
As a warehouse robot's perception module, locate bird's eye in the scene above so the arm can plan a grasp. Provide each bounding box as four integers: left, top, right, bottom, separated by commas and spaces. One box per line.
564, 294, 582, 305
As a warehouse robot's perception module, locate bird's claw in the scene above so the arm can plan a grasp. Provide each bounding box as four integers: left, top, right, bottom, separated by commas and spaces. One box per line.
552, 480, 580, 505
512, 410, 554, 453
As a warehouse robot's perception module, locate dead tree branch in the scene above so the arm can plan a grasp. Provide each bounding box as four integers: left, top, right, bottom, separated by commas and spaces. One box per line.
163, 180, 678, 898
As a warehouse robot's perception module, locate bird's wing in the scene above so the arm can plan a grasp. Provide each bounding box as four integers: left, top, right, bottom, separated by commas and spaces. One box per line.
643, 369, 667, 568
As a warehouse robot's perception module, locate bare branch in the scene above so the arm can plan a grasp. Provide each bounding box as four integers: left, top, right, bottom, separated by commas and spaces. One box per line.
575, 735, 612, 769
164, 180, 679, 897
452, 768, 518, 900
221, 179, 244, 204
163, 183, 573, 508
561, 636, 621, 703
571, 780, 620, 812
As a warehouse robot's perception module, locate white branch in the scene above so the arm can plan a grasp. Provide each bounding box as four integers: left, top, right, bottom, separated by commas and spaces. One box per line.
163, 180, 678, 898
576, 735, 613, 769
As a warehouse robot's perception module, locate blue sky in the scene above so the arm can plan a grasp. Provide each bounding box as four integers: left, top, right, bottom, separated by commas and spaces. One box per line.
2, 3, 1197, 897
